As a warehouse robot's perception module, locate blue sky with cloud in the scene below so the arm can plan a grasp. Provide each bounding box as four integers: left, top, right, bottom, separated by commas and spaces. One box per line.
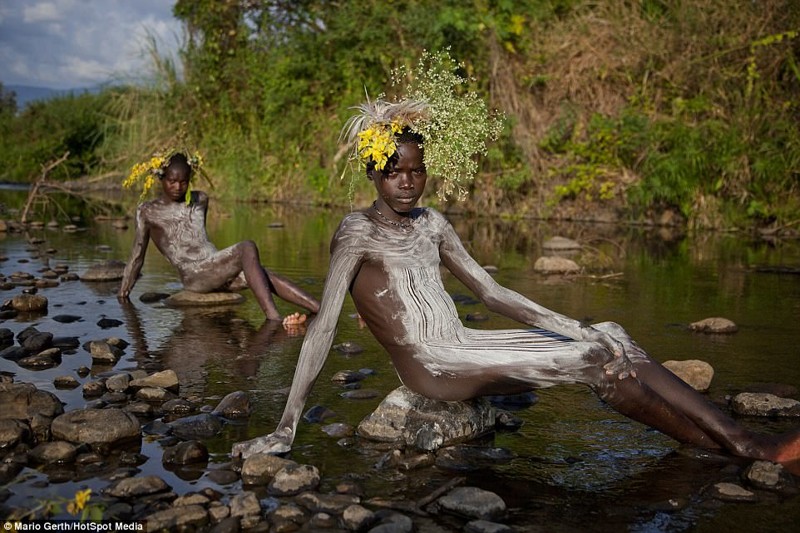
0, 0, 182, 90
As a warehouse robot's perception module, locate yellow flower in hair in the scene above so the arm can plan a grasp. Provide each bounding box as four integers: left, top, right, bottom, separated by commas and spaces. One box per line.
357, 122, 399, 171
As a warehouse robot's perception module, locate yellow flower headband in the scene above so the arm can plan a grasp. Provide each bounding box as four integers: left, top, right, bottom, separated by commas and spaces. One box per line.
123, 148, 206, 204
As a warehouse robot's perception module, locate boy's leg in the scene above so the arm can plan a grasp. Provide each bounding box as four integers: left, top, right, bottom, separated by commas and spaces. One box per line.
264, 270, 321, 314
237, 241, 282, 320
591, 322, 800, 462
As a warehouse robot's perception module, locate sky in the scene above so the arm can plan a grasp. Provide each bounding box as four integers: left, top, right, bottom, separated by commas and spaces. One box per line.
0, 0, 183, 90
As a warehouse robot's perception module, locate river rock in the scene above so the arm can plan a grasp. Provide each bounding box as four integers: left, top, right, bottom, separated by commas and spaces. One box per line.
342, 504, 375, 531
28, 441, 77, 464
53, 375, 80, 389
9, 293, 48, 313
269, 503, 308, 531
709, 482, 758, 502
18, 348, 61, 369
689, 317, 738, 334
434, 486, 507, 520
434, 445, 516, 471
662, 359, 714, 392
21, 331, 53, 353
162, 440, 209, 465
268, 464, 320, 496
168, 413, 224, 440
731, 392, 800, 416
465, 519, 516, 533
143, 504, 209, 532
369, 510, 414, 532
357, 386, 495, 451
533, 256, 580, 274
165, 290, 244, 307
230, 490, 262, 517
297, 492, 361, 515
212, 391, 251, 419
0, 419, 30, 449
744, 460, 795, 491
0, 346, 27, 361
0, 382, 64, 423
130, 369, 179, 391
105, 373, 131, 393
139, 292, 170, 303
80, 260, 126, 282
331, 370, 367, 384
106, 474, 171, 498
85, 340, 123, 364
50, 408, 141, 447
333, 341, 364, 355
241, 453, 297, 485
542, 236, 581, 252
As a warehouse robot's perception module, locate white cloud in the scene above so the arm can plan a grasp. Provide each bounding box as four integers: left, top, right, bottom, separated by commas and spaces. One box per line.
0, 0, 182, 89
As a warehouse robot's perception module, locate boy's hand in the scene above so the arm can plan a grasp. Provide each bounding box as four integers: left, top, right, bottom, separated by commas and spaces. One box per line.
232, 428, 293, 459
582, 327, 636, 380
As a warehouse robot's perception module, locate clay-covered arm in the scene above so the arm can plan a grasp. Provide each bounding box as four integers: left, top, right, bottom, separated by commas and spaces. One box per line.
232, 237, 363, 458
118, 205, 150, 299
438, 219, 625, 357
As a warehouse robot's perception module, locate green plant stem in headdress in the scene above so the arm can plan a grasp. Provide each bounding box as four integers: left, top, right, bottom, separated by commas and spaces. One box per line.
393, 49, 504, 201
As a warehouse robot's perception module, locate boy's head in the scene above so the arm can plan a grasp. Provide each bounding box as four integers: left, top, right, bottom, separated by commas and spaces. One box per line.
161, 153, 192, 202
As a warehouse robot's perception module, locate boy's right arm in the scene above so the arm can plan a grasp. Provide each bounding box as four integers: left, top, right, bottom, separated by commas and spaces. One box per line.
118, 205, 150, 299
232, 226, 364, 458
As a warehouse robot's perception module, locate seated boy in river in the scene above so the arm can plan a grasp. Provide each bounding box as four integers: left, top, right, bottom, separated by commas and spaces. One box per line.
118, 151, 319, 326
232, 58, 800, 465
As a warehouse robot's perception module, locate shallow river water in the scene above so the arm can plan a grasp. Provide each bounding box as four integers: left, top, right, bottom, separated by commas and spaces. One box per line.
1, 196, 800, 531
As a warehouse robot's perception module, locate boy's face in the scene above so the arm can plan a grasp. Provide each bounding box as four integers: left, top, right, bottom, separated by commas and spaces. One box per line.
161, 168, 190, 202
369, 142, 427, 214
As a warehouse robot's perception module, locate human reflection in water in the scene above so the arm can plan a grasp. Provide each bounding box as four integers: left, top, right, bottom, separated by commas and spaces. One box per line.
119, 300, 306, 398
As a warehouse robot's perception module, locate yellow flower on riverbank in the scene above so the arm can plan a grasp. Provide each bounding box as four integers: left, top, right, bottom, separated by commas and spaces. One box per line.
67, 488, 91, 515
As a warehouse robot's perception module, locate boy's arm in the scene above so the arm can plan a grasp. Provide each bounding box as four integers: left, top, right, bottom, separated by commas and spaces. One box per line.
232, 232, 364, 458
438, 219, 627, 360
118, 206, 151, 299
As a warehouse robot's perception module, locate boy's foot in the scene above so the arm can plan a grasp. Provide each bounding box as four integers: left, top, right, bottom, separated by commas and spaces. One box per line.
282, 312, 308, 334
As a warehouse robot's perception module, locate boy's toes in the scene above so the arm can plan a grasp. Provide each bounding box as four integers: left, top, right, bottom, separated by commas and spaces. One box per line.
282, 312, 307, 327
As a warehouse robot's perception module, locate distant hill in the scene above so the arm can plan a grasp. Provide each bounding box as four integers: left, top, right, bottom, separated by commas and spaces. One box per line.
6, 84, 100, 110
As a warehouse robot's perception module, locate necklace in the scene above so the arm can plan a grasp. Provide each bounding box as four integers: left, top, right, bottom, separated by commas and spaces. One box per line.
372, 202, 413, 230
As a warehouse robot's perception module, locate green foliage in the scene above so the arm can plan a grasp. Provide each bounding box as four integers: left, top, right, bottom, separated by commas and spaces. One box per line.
0, 91, 111, 182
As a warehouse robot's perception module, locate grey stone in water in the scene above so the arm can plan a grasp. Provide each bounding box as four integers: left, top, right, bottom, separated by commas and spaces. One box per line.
53, 375, 80, 389
230, 491, 262, 517
165, 290, 245, 307
162, 398, 197, 415
486, 391, 538, 410
168, 413, 224, 440
0, 328, 13, 346
268, 464, 321, 496
342, 504, 375, 531
51, 336, 80, 349
689, 317, 738, 334
82, 380, 106, 398
731, 392, 800, 417
533, 256, 580, 274
0, 346, 27, 361
18, 348, 61, 369
269, 503, 309, 531
21, 331, 53, 353
97, 317, 124, 329
744, 461, 796, 491
434, 486, 507, 520
331, 370, 367, 384
369, 510, 414, 533
28, 441, 77, 464
321, 422, 354, 438
51, 408, 141, 447
709, 482, 758, 503
0, 419, 30, 449
212, 391, 252, 419
80, 260, 126, 282
333, 341, 364, 355
85, 340, 123, 364
143, 504, 209, 532
662, 359, 714, 392
105, 373, 131, 393
465, 519, 516, 533
105, 474, 171, 498
9, 293, 48, 312
357, 386, 495, 451
542, 236, 581, 251
162, 440, 209, 466
139, 292, 170, 303
52, 314, 82, 323
434, 445, 516, 472
241, 453, 297, 486
494, 410, 523, 431
295, 492, 361, 514
135, 386, 176, 402
130, 369, 179, 391
0, 382, 64, 422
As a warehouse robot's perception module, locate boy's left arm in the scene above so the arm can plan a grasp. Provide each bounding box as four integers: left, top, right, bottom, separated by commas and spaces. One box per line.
439, 221, 627, 360
118, 206, 150, 299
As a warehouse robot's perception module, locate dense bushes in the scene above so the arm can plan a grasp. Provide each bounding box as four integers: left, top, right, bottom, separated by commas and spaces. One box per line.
1, 0, 798, 229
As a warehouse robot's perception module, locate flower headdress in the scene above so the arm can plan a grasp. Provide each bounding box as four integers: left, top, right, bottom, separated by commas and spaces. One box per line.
123, 132, 209, 204
342, 50, 504, 201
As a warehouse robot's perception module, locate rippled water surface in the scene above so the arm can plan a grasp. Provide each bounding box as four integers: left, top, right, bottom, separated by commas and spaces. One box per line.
2, 196, 800, 531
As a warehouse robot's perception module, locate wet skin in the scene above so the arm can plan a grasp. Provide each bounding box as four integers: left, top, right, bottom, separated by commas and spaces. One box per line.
233, 142, 800, 465
118, 166, 319, 325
